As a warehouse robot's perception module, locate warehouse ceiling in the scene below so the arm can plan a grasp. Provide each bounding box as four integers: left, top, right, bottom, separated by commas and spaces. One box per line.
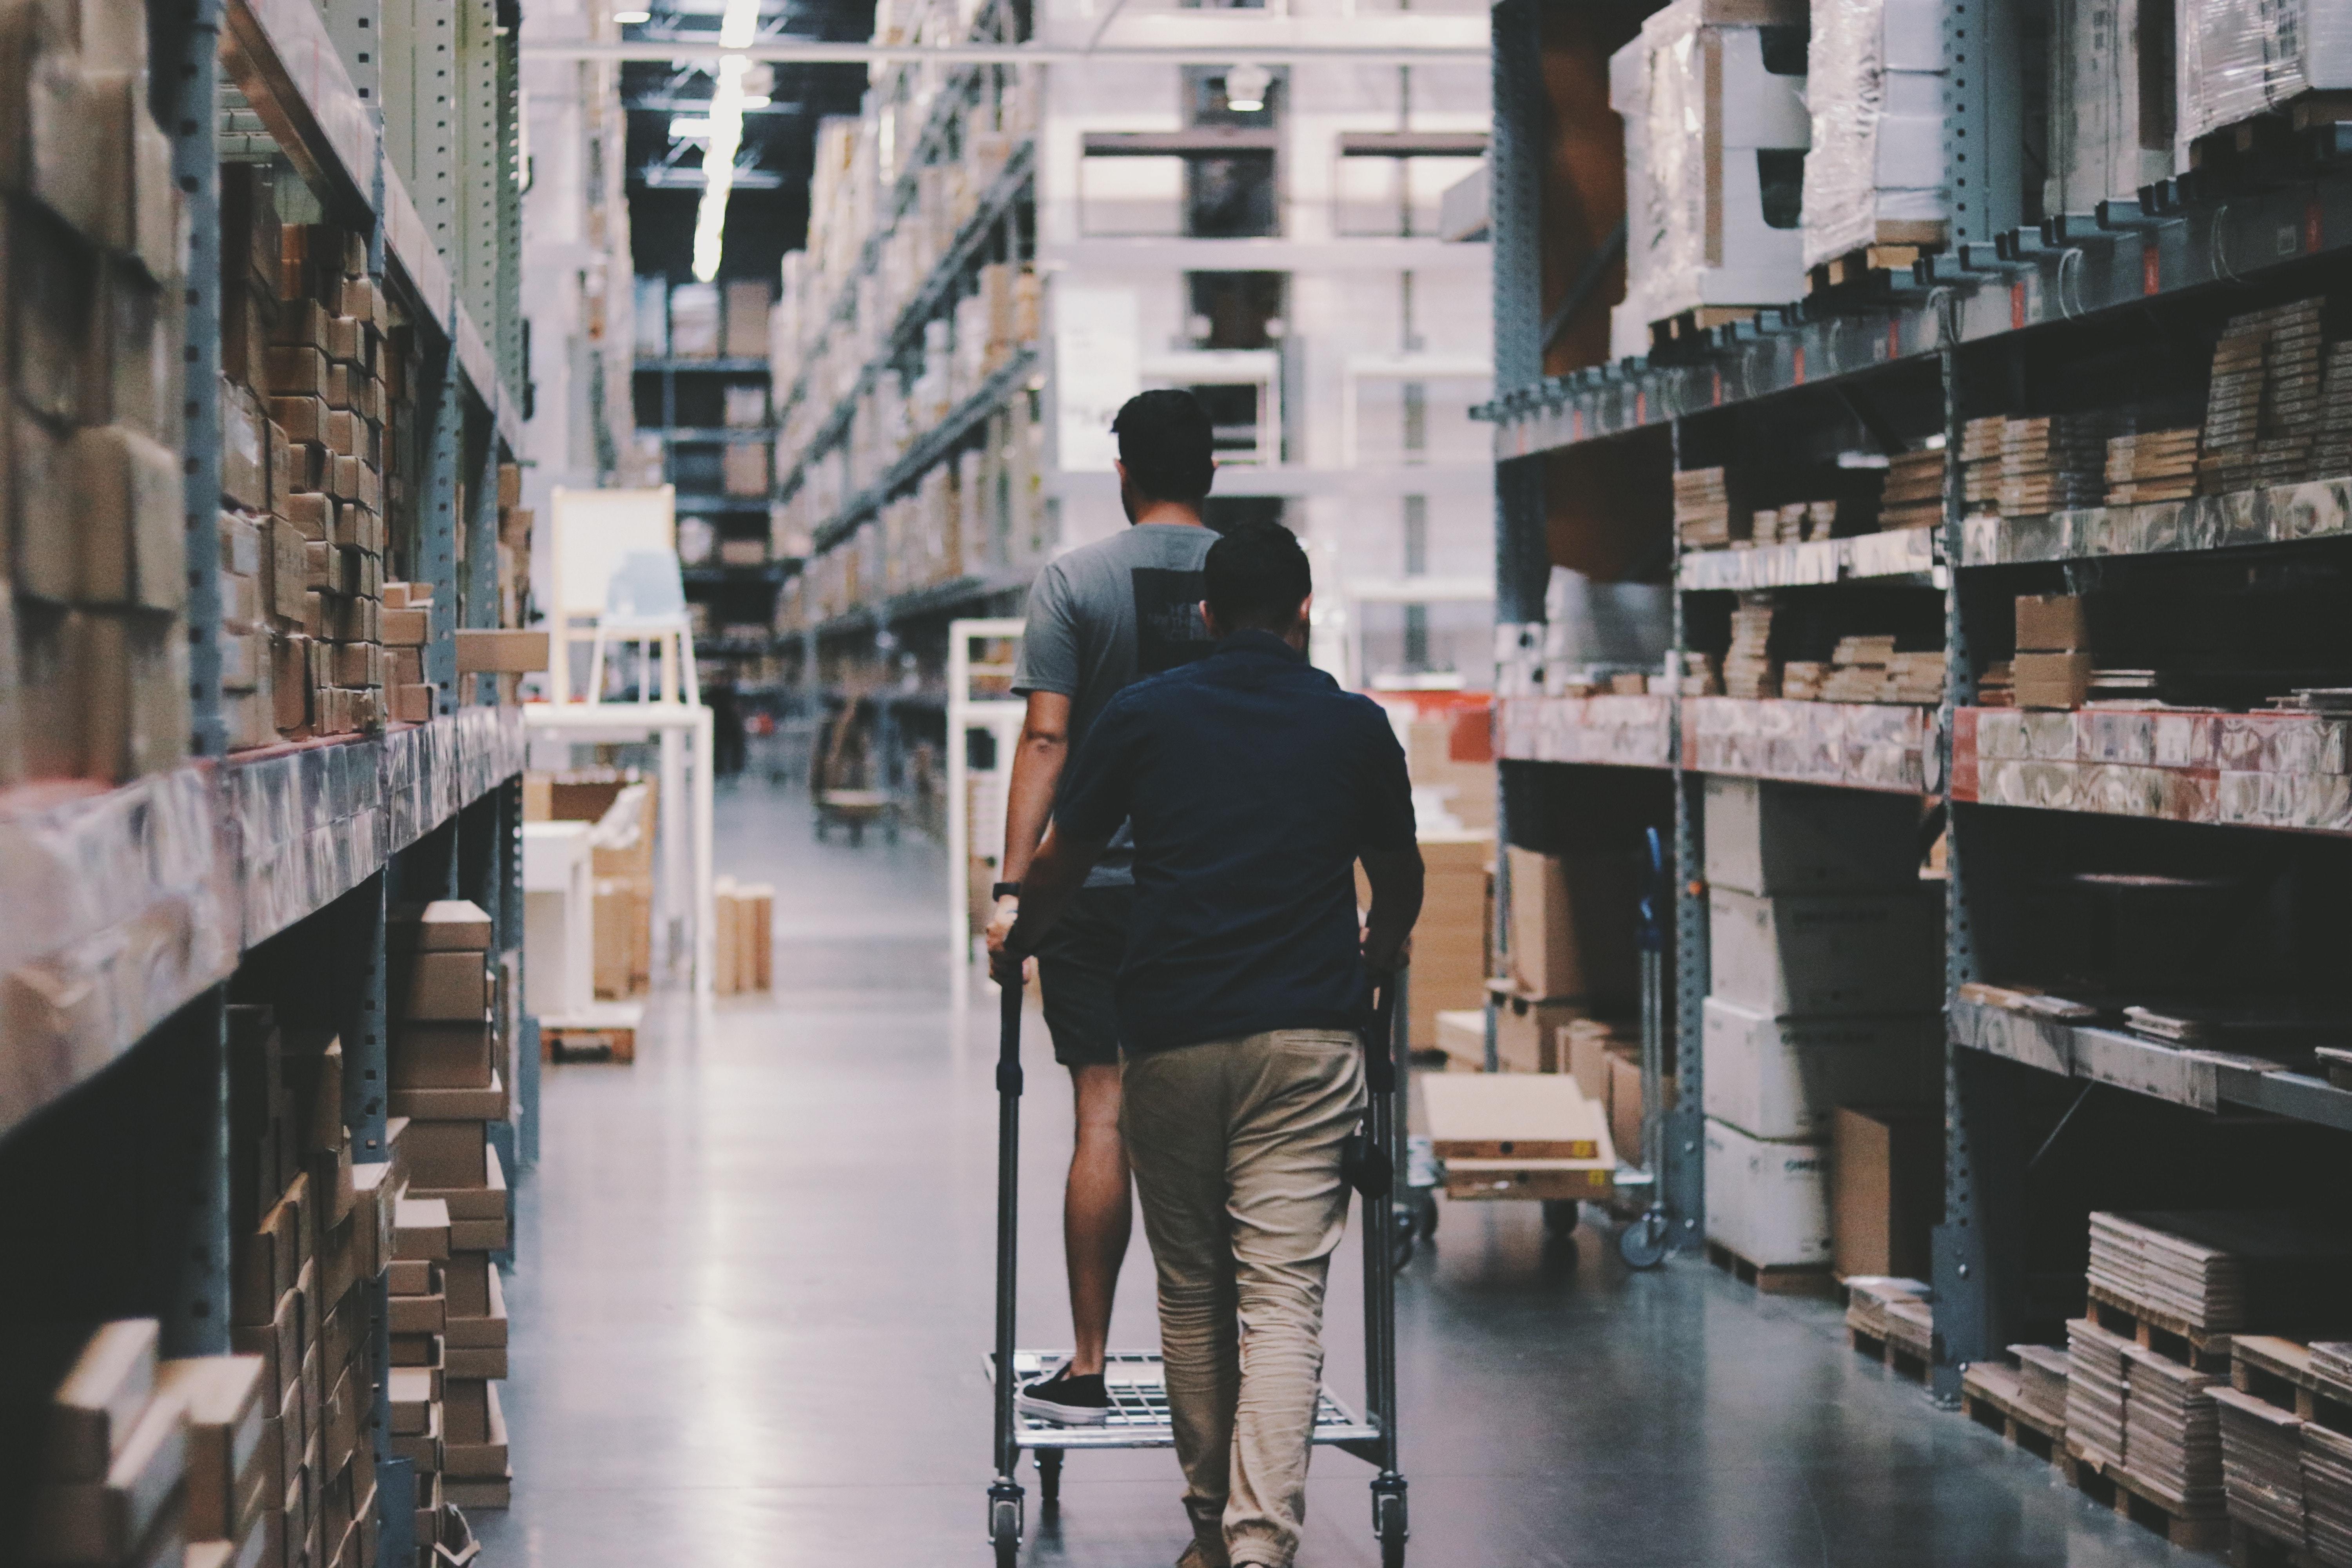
624, 0, 875, 283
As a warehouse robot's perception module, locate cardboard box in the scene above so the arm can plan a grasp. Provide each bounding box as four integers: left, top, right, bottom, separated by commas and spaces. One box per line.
1561, 1019, 1633, 1108
390, 900, 492, 951
1606, 1048, 1677, 1167
1708, 887, 1942, 1016
390, 1070, 508, 1123
453, 628, 548, 673
394, 950, 490, 1022
44, 1320, 161, 1481
400, 1120, 487, 1191
443, 1253, 492, 1320
390, 1023, 495, 1089
1503, 847, 1639, 1003
1491, 986, 1585, 1072
1833, 1105, 1942, 1280
24, 1388, 187, 1564
1700, 997, 1939, 1140
2014, 651, 2092, 710
1377, 832, 1491, 1048
2014, 593, 2088, 652
391, 1198, 451, 1262
160, 1356, 266, 1541
1703, 1116, 1831, 1267
382, 606, 428, 646
1702, 777, 1922, 895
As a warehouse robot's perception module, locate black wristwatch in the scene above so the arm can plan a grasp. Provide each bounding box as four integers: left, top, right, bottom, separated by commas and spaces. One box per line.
992, 881, 1022, 899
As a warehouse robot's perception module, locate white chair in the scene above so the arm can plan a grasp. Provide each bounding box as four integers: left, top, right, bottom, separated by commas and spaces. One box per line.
585, 550, 701, 706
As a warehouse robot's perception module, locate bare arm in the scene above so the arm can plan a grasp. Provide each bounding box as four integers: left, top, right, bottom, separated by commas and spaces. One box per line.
989, 820, 1112, 982
1000, 690, 1073, 885
1358, 846, 1426, 976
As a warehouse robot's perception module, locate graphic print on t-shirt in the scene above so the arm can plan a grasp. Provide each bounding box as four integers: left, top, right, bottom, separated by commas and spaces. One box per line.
1130, 567, 1213, 675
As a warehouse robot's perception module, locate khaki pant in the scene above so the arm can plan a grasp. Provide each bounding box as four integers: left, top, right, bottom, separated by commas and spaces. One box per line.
1121, 1029, 1367, 1568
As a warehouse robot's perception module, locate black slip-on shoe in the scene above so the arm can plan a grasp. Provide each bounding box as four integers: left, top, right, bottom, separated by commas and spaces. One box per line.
1017, 1366, 1111, 1425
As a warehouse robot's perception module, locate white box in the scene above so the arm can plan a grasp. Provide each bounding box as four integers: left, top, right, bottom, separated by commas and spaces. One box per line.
1704, 1116, 1832, 1266
1709, 887, 1943, 1015
1701, 996, 1940, 1141
2179, 0, 2352, 152
1703, 776, 1922, 894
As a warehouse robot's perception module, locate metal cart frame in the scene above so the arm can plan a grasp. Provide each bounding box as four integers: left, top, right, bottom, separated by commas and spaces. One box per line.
986, 977, 1412, 1566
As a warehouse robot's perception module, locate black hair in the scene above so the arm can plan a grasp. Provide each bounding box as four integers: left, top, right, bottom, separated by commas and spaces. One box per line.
1112, 389, 1216, 505
1204, 522, 1312, 630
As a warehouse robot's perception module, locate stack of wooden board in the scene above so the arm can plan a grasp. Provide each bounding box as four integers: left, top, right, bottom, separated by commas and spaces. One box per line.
1673, 467, 1737, 549
1997, 416, 2107, 515
1724, 602, 1778, 699
1877, 448, 1946, 532
2103, 428, 2200, 503
2198, 299, 2324, 494
1421, 1073, 1614, 1204
2088, 1210, 2352, 1334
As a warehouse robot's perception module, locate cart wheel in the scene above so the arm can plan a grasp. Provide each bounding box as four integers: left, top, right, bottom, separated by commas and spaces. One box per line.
1410, 1189, 1439, 1240
1618, 1210, 1671, 1270
1037, 1449, 1063, 1510
989, 1483, 1024, 1566
1541, 1200, 1580, 1236
1373, 1474, 1408, 1567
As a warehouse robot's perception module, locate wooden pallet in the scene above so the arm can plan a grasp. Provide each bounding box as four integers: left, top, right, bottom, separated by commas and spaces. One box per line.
542, 1018, 638, 1063
1704, 1239, 1837, 1298
1960, 1362, 2065, 1463
2187, 94, 2352, 177
2232, 1334, 2352, 1429
1648, 306, 1757, 353
1806, 244, 1927, 296
2086, 1283, 2234, 1373
2063, 1444, 2231, 1551
1848, 1325, 1932, 1383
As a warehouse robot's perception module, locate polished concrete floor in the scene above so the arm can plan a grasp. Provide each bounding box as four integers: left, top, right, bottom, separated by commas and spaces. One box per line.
472, 784, 2194, 1567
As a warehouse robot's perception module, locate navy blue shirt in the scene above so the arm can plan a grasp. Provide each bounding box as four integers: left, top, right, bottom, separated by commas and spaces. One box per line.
1054, 630, 1418, 1054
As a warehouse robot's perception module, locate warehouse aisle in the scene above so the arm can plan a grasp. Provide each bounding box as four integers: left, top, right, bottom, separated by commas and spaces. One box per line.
473, 786, 2191, 1567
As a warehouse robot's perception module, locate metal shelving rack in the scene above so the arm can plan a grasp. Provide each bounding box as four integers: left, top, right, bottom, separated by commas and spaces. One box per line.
1481, 0, 2352, 1403
634, 341, 785, 659
0, 0, 529, 1552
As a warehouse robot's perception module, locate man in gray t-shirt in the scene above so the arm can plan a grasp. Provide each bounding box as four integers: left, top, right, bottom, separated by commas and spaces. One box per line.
995, 390, 1217, 1425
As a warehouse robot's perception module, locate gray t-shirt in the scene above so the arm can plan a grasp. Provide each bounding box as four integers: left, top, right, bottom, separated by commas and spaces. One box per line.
1013, 522, 1217, 885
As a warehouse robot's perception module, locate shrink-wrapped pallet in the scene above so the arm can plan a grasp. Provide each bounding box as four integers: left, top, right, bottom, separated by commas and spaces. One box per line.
1609, 0, 1811, 359
2179, 0, 2352, 152
1800, 0, 1948, 269
2046, 0, 2175, 211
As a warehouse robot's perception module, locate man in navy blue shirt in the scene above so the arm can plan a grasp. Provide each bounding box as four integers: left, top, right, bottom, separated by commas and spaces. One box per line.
992, 523, 1425, 1568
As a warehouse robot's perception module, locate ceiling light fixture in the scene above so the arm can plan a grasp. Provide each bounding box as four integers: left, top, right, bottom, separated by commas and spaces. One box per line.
1224, 62, 1272, 113
669, 115, 713, 138
613, 8, 650, 21
690, 0, 760, 279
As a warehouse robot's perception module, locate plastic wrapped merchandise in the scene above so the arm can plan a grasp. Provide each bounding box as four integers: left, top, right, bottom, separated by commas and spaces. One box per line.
1610, 0, 1811, 360
2178, 0, 2352, 151
1801, 0, 1949, 269
2046, 0, 2175, 211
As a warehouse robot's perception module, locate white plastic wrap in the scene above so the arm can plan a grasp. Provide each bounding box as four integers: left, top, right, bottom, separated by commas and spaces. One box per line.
2046, 0, 2174, 211
1613, 0, 1810, 352
1801, 0, 1948, 269
2178, 0, 2352, 150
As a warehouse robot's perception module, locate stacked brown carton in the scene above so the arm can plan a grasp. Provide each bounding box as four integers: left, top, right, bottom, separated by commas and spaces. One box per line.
1813, 638, 1941, 704
221, 167, 400, 744
380, 582, 435, 723
1959, 415, 2006, 512
4, 0, 189, 784
2312, 342, 2352, 482
2012, 593, 2091, 710
1723, 601, 1779, 697
495, 463, 535, 663
2012, 1343, 2070, 1436
2103, 428, 2199, 503
2198, 299, 2324, 494
713, 877, 775, 994
24, 1320, 278, 1566
1877, 448, 1946, 531
223, 1004, 386, 1568
386, 902, 513, 1517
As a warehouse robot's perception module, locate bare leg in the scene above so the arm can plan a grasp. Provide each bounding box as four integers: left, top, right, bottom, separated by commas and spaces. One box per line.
1065, 1062, 1132, 1377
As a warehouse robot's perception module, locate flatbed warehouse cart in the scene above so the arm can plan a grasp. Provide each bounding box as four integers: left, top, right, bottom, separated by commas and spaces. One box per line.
985, 978, 1413, 1565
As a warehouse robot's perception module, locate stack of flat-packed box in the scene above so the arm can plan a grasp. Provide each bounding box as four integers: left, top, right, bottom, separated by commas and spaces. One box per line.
2067, 1317, 2134, 1470
2212, 1383, 2306, 1546
1998, 416, 2107, 516
222, 1003, 388, 1568
387, 900, 514, 1517
22, 1320, 280, 1566
0, 0, 188, 785
2125, 1352, 2225, 1512
2307, 1423, 2352, 1564
2312, 343, 2352, 482
1779, 660, 1827, 701
2199, 299, 2324, 495
1724, 602, 1779, 698
380, 582, 436, 722
1960, 416, 2007, 512
1699, 778, 1940, 1273
2089, 1211, 2352, 1332
1748, 501, 1838, 547
1877, 448, 1947, 532
714, 878, 777, 994
2104, 428, 2200, 503
1673, 467, 1737, 550
2013, 1343, 2070, 1436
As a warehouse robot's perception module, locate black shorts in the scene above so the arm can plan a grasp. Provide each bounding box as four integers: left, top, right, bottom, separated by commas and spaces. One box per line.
1034, 884, 1134, 1069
